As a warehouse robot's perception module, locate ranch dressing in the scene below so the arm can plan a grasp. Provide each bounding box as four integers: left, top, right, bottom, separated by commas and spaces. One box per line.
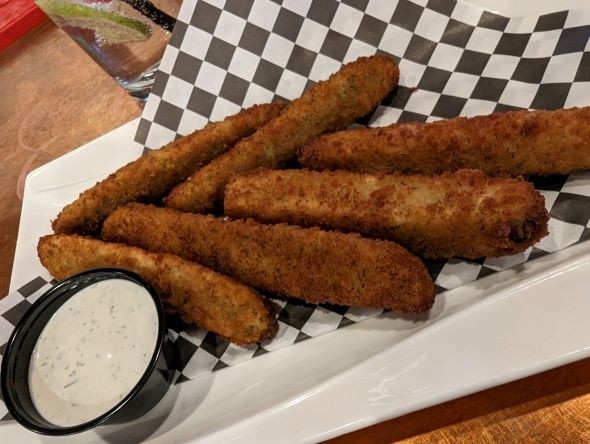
28, 279, 159, 427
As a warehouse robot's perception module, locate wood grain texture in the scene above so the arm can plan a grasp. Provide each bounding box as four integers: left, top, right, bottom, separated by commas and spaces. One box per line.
1, 19, 588, 444
327, 358, 590, 443
0, 20, 140, 297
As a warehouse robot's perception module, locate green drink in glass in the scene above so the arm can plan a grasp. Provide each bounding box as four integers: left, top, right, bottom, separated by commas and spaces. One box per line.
36, 0, 181, 103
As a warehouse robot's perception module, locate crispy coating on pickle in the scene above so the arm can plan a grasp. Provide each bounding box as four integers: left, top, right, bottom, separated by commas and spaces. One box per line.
37, 234, 278, 345
224, 169, 549, 259
164, 55, 400, 213
300, 107, 590, 176
52, 102, 285, 235
101, 203, 435, 313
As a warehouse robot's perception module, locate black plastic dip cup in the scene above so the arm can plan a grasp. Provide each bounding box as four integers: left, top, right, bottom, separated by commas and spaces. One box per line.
1, 269, 174, 435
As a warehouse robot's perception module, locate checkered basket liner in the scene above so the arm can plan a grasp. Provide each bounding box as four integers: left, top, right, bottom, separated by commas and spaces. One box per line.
2, 0, 590, 421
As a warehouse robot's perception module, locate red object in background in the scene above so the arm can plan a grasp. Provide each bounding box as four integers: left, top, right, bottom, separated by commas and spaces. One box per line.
0, 0, 47, 51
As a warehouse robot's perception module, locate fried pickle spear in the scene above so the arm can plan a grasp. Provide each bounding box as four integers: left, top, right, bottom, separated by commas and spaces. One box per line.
300, 107, 590, 176
38, 234, 278, 345
101, 203, 435, 313
224, 169, 549, 259
164, 55, 400, 213
52, 102, 285, 234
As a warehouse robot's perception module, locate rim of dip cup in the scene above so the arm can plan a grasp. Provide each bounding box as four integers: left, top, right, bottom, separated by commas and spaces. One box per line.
1, 268, 171, 435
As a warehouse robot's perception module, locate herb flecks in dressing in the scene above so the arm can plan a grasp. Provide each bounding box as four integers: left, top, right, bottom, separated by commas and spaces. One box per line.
28, 279, 158, 427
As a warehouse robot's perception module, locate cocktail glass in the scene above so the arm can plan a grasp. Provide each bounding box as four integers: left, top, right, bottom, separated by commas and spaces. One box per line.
35, 0, 181, 104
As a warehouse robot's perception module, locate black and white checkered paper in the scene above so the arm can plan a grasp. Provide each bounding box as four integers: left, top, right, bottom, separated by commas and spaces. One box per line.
2, 0, 590, 421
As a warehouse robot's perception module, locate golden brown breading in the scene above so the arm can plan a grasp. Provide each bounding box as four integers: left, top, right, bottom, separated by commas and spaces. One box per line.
37, 234, 278, 345
101, 203, 435, 313
299, 107, 590, 176
224, 169, 549, 259
52, 102, 285, 234
164, 55, 400, 213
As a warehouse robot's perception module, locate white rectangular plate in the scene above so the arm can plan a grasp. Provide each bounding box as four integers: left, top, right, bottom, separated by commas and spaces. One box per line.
3, 0, 590, 442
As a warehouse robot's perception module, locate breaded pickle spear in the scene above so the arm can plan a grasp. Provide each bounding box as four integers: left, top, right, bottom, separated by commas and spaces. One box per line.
38, 234, 278, 345
224, 169, 549, 259
164, 55, 400, 213
101, 203, 435, 313
52, 102, 285, 234
300, 107, 590, 176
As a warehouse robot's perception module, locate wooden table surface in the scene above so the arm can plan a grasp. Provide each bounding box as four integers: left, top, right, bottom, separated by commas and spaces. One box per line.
1, 20, 589, 443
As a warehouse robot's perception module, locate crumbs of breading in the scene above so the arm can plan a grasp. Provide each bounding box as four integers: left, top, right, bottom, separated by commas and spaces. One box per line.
51, 102, 285, 235
37, 234, 278, 345
299, 106, 590, 176
164, 55, 400, 213
224, 168, 549, 259
101, 203, 435, 313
